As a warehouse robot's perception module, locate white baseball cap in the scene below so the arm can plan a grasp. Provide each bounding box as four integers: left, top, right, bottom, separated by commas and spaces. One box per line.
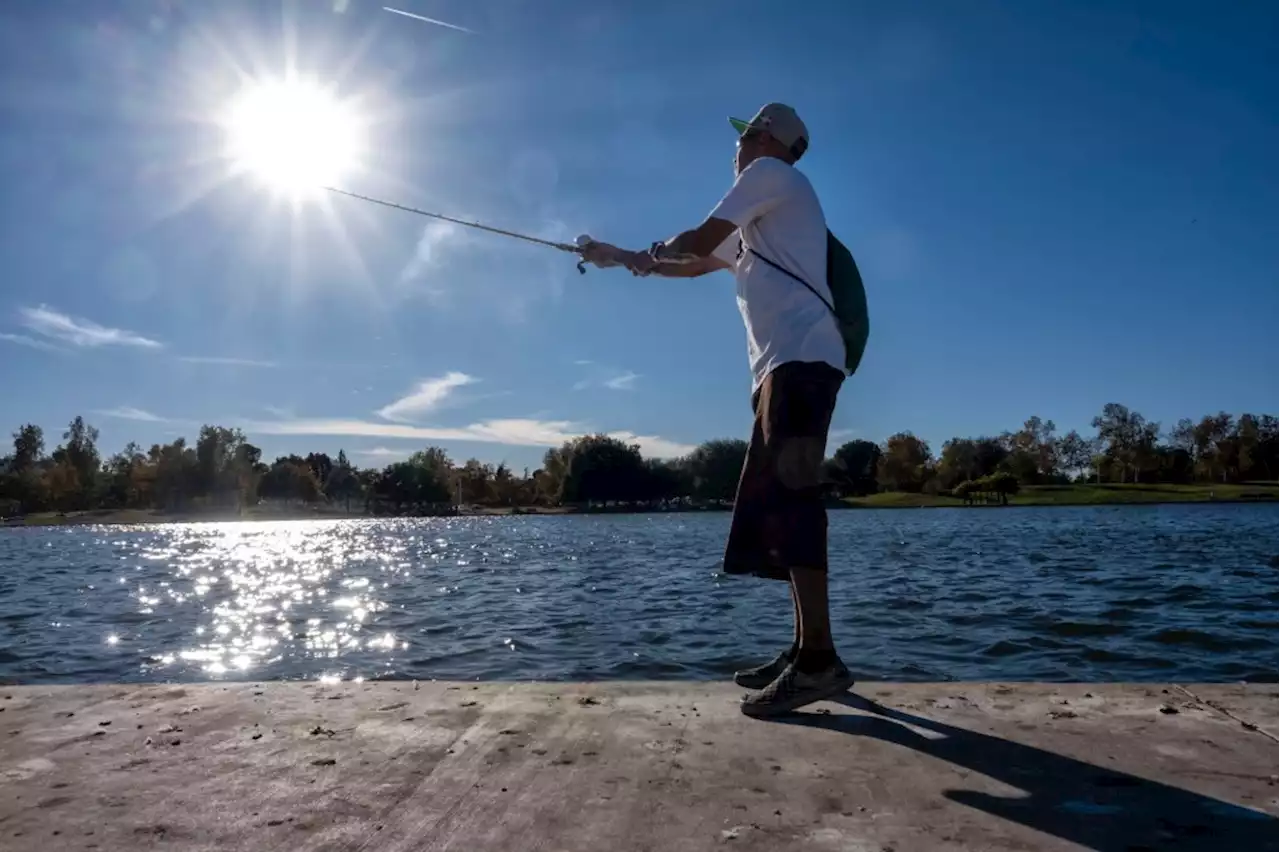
728, 103, 809, 158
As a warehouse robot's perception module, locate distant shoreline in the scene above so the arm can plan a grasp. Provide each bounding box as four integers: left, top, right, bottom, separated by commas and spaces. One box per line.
1, 483, 1274, 528
840, 481, 1277, 509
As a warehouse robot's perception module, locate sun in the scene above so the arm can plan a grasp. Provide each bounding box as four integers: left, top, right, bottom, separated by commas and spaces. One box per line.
221, 78, 364, 196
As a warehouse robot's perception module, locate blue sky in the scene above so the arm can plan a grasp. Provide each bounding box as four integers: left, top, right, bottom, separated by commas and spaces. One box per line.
0, 0, 1274, 473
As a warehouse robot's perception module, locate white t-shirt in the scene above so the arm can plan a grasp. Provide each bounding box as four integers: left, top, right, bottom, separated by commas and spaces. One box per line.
708, 157, 846, 392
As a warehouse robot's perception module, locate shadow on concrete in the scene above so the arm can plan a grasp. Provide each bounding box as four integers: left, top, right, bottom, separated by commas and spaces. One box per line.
766, 693, 1277, 852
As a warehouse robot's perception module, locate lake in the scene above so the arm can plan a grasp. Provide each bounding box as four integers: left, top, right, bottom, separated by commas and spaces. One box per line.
0, 504, 1275, 685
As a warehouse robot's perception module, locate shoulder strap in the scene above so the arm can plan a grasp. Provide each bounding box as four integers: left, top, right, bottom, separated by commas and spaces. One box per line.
746, 247, 835, 316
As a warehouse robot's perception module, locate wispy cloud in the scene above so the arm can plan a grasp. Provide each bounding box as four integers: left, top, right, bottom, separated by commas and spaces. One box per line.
354, 446, 413, 460
603, 371, 640, 391
247, 416, 696, 458
399, 221, 464, 285
382, 6, 476, 34
607, 431, 697, 459
18, 306, 161, 349
572, 362, 641, 392
94, 406, 166, 423
0, 332, 61, 352
179, 355, 277, 368
376, 372, 477, 423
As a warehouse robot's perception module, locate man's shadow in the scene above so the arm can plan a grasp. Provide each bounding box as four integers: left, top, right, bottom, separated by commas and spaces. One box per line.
766, 693, 1276, 852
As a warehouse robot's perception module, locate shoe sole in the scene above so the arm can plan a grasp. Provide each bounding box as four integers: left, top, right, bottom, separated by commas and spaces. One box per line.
740, 672, 857, 718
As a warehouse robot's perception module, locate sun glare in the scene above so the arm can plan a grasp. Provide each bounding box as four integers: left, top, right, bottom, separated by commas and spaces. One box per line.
222, 78, 364, 196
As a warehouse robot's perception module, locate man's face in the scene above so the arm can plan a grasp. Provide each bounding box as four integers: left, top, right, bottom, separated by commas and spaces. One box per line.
734, 130, 766, 175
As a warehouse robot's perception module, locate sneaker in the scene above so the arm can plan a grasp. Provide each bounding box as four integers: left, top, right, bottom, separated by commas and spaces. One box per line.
740, 659, 856, 718
733, 650, 793, 690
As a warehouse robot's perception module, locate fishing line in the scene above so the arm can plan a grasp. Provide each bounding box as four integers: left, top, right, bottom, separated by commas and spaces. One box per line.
323, 185, 699, 275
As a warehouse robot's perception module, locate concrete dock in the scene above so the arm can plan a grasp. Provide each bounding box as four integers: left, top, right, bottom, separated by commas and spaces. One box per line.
0, 682, 1274, 851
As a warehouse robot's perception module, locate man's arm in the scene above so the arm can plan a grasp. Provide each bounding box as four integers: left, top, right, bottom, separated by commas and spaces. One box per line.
630, 159, 785, 275
653, 217, 739, 263
645, 254, 731, 278
579, 240, 730, 277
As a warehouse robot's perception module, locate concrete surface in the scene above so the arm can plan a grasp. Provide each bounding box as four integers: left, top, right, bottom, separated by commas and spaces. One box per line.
0, 681, 1275, 852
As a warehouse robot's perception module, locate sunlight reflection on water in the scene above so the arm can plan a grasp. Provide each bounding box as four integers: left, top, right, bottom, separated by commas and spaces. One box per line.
123, 520, 412, 678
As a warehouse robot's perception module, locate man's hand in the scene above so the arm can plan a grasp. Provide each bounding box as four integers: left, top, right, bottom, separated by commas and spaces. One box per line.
579, 239, 661, 276
578, 239, 631, 269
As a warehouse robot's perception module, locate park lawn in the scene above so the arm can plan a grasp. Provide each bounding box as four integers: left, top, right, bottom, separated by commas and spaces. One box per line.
4, 504, 361, 527
6, 483, 1276, 526
842, 482, 1279, 509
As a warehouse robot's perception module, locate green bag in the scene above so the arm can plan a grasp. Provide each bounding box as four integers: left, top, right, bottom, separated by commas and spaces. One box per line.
748, 230, 870, 375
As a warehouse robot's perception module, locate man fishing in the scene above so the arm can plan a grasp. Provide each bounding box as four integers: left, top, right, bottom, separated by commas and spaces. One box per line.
581, 103, 860, 716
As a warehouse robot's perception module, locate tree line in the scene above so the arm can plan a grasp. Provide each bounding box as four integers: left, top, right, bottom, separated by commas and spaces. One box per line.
0, 403, 1274, 517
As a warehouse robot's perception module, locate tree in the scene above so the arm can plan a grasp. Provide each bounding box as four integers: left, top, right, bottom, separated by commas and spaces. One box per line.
1168, 418, 1196, 457
2, 424, 48, 512
1009, 416, 1058, 482
305, 453, 334, 490
635, 458, 687, 505
370, 459, 451, 513
1092, 403, 1156, 483
491, 462, 517, 506
1152, 445, 1194, 484
1057, 430, 1093, 481
42, 416, 101, 510
1230, 414, 1262, 482
829, 439, 881, 495
877, 432, 932, 493
44, 458, 81, 511
259, 458, 322, 505
102, 442, 147, 508
998, 445, 1040, 485
455, 458, 494, 505
1254, 415, 1278, 481
324, 450, 362, 511
195, 425, 254, 506
11, 424, 45, 471
151, 439, 199, 509
681, 439, 748, 502
539, 446, 572, 503
557, 434, 647, 504
1191, 412, 1233, 483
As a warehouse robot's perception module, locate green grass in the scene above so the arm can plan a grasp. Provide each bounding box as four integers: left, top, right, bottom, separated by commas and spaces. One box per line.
842, 482, 1279, 509
6, 482, 1275, 526
4, 504, 366, 527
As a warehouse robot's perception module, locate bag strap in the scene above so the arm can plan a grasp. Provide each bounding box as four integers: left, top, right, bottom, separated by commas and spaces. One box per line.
746, 247, 836, 316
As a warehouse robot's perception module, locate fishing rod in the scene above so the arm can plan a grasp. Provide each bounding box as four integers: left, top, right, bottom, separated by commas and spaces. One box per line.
323, 185, 593, 272
322, 185, 700, 274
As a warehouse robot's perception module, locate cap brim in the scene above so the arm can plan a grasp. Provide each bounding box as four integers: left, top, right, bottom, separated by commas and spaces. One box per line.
728, 117, 752, 135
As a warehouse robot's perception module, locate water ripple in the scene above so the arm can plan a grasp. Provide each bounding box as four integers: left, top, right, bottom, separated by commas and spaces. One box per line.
0, 505, 1275, 684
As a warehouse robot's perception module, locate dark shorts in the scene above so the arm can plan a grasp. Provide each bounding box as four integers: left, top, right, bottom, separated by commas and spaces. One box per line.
722, 361, 844, 581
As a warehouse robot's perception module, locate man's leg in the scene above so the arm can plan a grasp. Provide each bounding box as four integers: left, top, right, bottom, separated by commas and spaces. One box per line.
742, 561, 853, 717
790, 566, 837, 671
730, 378, 801, 689
740, 362, 854, 716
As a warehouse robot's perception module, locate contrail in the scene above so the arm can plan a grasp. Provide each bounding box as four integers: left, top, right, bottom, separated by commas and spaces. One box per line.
382, 6, 475, 34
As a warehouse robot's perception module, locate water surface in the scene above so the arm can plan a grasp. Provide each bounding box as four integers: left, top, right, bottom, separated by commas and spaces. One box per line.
0, 504, 1274, 684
